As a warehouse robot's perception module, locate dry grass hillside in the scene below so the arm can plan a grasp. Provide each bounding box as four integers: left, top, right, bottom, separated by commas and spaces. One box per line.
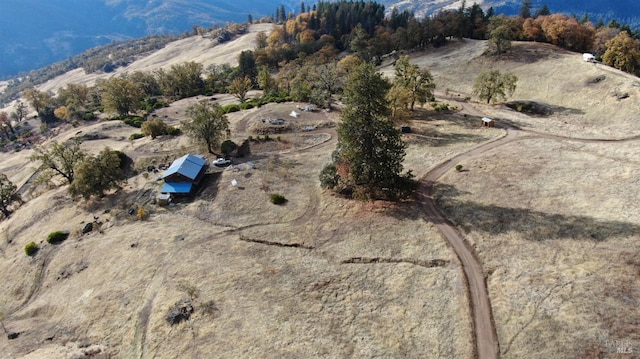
0, 34, 638, 359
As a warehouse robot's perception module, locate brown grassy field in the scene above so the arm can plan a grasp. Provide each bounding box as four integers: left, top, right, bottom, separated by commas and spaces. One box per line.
0, 101, 485, 357
425, 41, 640, 358
1, 34, 639, 358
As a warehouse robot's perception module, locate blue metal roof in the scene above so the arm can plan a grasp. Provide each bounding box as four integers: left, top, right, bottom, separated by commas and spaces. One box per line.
161, 182, 193, 194
162, 154, 206, 180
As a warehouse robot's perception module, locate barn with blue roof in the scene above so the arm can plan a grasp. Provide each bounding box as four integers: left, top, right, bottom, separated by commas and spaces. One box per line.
160, 154, 207, 195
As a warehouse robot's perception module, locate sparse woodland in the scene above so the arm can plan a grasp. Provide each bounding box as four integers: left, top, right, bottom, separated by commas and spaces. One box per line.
0, 1, 638, 358
0, 1, 637, 200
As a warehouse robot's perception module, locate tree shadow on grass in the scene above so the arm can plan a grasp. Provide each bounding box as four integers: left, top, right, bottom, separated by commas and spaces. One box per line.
504, 101, 585, 117
434, 184, 640, 242
408, 129, 489, 147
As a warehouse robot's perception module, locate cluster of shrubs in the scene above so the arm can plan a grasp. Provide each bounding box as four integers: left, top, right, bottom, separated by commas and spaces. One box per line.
431, 102, 454, 112
248, 135, 279, 142
24, 230, 73, 256
122, 116, 146, 128
221, 96, 292, 114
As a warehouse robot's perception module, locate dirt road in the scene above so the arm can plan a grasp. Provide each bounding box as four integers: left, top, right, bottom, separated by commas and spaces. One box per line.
419, 132, 521, 359
419, 95, 640, 358
418, 95, 515, 359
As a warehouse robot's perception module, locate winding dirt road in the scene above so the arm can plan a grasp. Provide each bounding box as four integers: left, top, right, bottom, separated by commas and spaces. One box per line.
419, 96, 640, 359
419, 130, 521, 359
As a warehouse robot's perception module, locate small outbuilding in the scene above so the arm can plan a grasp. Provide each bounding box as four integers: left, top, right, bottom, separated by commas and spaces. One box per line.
160, 154, 207, 195
481, 117, 495, 127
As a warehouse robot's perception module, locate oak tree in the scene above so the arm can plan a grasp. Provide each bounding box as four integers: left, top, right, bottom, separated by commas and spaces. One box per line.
473, 70, 518, 104
69, 148, 127, 199
29, 139, 87, 184
228, 76, 253, 103
99, 76, 144, 117
393, 55, 435, 110
182, 100, 230, 154
603, 31, 640, 75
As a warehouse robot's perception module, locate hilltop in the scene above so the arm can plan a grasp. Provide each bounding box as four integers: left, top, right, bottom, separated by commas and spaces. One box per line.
0, 28, 639, 359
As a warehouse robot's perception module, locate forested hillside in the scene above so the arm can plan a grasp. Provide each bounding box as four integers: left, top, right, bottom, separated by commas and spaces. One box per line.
0, 0, 300, 78
2, 0, 640, 79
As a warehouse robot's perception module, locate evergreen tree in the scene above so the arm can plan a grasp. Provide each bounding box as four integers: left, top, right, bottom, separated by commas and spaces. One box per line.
238, 50, 258, 84
519, 0, 532, 19
535, 4, 551, 18
321, 63, 415, 200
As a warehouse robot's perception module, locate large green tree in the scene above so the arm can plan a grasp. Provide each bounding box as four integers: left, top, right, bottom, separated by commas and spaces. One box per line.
487, 15, 518, 55
23, 88, 55, 123
69, 148, 127, 200
0, 174, 20, 218
29, 139, 87, 184
473, 69, 518, 104
99, 76, 144, 116
238, 50, 258, 84
393, 55, 435, 110
156, 62, 204, 99
602, 31, 640, 75
321, 63, 415, 200
182, 100, 230, 154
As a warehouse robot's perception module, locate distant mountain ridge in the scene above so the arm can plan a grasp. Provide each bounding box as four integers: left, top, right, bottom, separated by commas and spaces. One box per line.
0, 0, 299, 78
1, 0, 640, 79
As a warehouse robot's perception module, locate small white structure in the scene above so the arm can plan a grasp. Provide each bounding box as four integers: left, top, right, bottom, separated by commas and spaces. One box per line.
583, 53, 596, 62
289, 111, 300, 118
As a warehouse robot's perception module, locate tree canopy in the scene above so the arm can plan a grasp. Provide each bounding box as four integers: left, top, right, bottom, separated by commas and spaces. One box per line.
227, 77, 253, 103
0, 174, 20, 218
602, 31, 640, 75
29, 139, 87, 184
321, 62, 415, 200
69, 148, 128, 200
473, 69, 518, 104
182, 100, 230, 154
99, 76, 144, 117
392, 55, 435, 111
